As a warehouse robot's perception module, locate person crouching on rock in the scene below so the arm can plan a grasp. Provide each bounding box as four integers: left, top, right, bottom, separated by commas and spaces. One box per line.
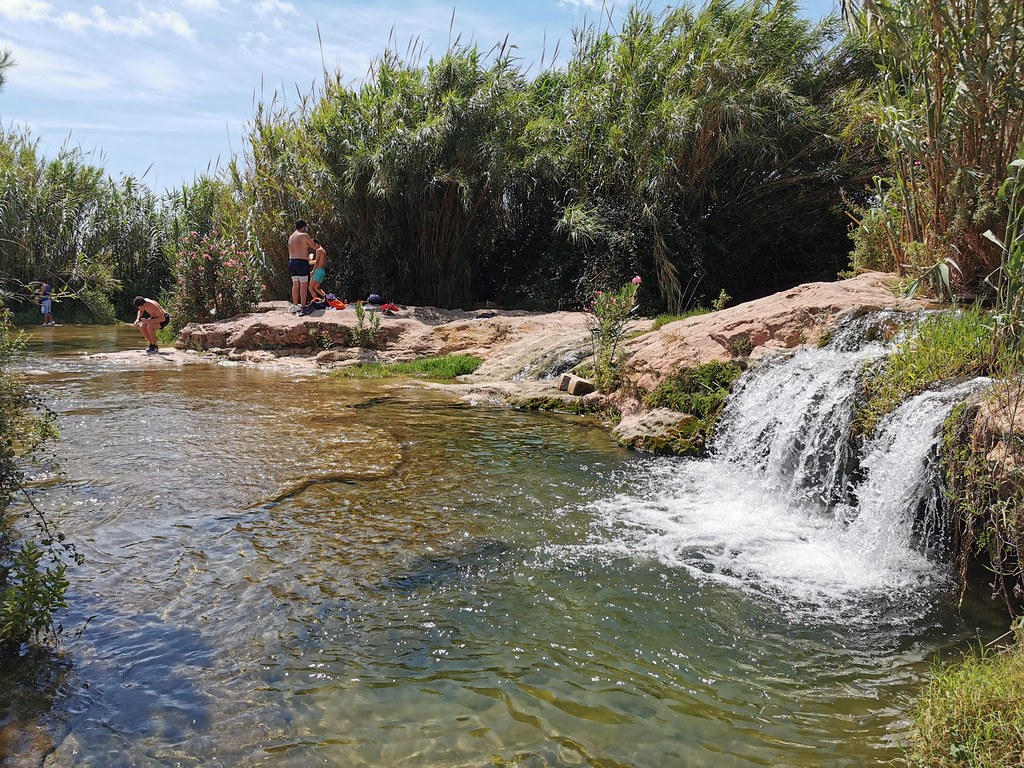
133, 296, 170, 353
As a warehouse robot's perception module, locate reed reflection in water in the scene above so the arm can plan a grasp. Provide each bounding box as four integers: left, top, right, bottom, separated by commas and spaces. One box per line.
1, 325, 1006, 768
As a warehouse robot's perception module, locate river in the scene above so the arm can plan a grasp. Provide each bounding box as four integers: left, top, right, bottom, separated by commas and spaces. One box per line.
2, 325, 1007, 767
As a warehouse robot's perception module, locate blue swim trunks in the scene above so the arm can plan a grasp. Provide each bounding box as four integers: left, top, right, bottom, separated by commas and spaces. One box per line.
288, 258, 311, 280
312, 267, 326, 283
40, 299, 52, 315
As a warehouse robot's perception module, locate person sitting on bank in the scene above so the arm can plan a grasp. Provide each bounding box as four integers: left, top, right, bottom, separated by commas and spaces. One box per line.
132, 296, 170, 353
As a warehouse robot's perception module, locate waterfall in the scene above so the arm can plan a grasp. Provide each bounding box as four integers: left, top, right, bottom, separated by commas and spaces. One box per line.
713, 314, 892, 510
585, 312, 986, 618
839, 378, 989, 565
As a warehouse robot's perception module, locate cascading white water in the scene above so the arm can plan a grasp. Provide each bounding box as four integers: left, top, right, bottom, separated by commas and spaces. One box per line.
839, 378, 990, 565
713, 315, 892, 510
585, 313, 986, 619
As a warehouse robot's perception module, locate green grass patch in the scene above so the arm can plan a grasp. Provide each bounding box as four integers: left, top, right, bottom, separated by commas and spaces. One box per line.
331, 354, 483, 380
650, 308, 710, 332
642, 360, 743, 455
857, 307, 993, 436
903, 643, 1024, 768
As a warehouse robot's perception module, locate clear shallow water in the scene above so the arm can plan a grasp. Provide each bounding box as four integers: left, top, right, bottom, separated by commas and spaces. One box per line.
1, 326, 1008, 767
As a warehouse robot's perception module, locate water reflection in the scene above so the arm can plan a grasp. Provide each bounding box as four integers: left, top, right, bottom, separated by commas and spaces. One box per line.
1, 326, 1008, 767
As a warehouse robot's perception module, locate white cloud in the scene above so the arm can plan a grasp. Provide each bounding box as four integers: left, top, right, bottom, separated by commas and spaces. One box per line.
0, 0, 52, 22
132, 56, 185, 94
182, 0, 221, 8
256, 0, 295, 16
55, 5, 196, 40
1, 46, 117, 96
240, 30, 271, 53
557, 0, 606, 10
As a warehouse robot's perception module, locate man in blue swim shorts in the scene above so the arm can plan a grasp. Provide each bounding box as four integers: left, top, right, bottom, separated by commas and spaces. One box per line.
287, 220, 317, 315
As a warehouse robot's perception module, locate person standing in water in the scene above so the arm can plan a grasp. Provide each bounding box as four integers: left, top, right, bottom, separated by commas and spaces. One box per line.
287, 220, 317, 315
132, 296, 170, 352
37, 279, 54, 326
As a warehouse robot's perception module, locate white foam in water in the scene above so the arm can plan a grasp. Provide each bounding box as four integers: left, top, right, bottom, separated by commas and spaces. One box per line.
840, 378, 990, 565
582, 315, 987, 619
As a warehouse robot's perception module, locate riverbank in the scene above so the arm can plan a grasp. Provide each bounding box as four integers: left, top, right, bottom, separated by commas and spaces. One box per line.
87, 271, 923, 450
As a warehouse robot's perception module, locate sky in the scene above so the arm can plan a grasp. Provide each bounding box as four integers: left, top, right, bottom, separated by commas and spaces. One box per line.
0, 0, 837, 191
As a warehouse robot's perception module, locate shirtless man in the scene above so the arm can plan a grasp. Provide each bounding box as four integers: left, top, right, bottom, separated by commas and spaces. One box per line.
287, 220, 317, 314
308, 239, 328, 303
132, 296, 170, 352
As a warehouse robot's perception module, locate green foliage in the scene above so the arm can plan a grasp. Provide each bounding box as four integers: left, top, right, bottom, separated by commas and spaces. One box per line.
0, 542, 68, 648
984, 156, 1024, 346
726, 334, 753, 358
0, 47, 13, 92
857, 308, 993, 436
903, 643, 1024, 768
348, 303, 383, 349
846, 0, 1024, 289
0, 126, 178, 320
935, 156, 1024, 621
711, 290, 731, 312
331, 355, 482, 380
168, 231, 264, 328
942, 345, 1024, 617
642, 360, 743, 455
905, 257, 962, 302
0, 308, 77, 653
510, 394, 610, 418
650, 308, 710, 332
306, 326, 335, 351
587, 277, 641, 393
236, 1, 881, 313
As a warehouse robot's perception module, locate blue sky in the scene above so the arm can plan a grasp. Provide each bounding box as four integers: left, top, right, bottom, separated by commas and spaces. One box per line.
0, 0, 838, 191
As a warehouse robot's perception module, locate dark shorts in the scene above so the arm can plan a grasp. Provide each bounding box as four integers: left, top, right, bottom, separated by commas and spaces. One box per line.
141, 311, 170, 328
288, 259, 311, 278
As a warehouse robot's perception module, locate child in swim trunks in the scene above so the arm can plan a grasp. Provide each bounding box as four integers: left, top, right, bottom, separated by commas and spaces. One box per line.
309, 240, 328, 303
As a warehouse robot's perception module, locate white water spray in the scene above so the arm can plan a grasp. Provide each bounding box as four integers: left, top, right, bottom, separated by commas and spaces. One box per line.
585, 314, 986, 617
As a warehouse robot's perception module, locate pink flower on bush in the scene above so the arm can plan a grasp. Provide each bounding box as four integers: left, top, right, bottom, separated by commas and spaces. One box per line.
632, 276, 642, 284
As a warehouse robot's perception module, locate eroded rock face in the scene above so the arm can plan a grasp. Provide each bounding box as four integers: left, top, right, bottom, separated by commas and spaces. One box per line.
624, 271, 919, 394
968, 395, 1024, 497
176, 304, 600, 380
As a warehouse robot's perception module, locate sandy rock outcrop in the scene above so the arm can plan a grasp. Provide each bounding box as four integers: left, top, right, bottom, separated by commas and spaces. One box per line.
176, 303, 601, 375
625, 271, 919, 393
965, 394, 1024, 497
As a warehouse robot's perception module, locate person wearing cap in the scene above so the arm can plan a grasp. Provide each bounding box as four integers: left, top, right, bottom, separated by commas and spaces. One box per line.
287, 220, 317, 314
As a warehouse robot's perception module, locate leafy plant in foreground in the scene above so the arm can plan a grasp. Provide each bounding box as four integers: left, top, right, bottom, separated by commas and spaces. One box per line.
348, 303, 382, 349
586, 276, 641, 393
169, 230, 264, 328
0, 308, 79, 654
